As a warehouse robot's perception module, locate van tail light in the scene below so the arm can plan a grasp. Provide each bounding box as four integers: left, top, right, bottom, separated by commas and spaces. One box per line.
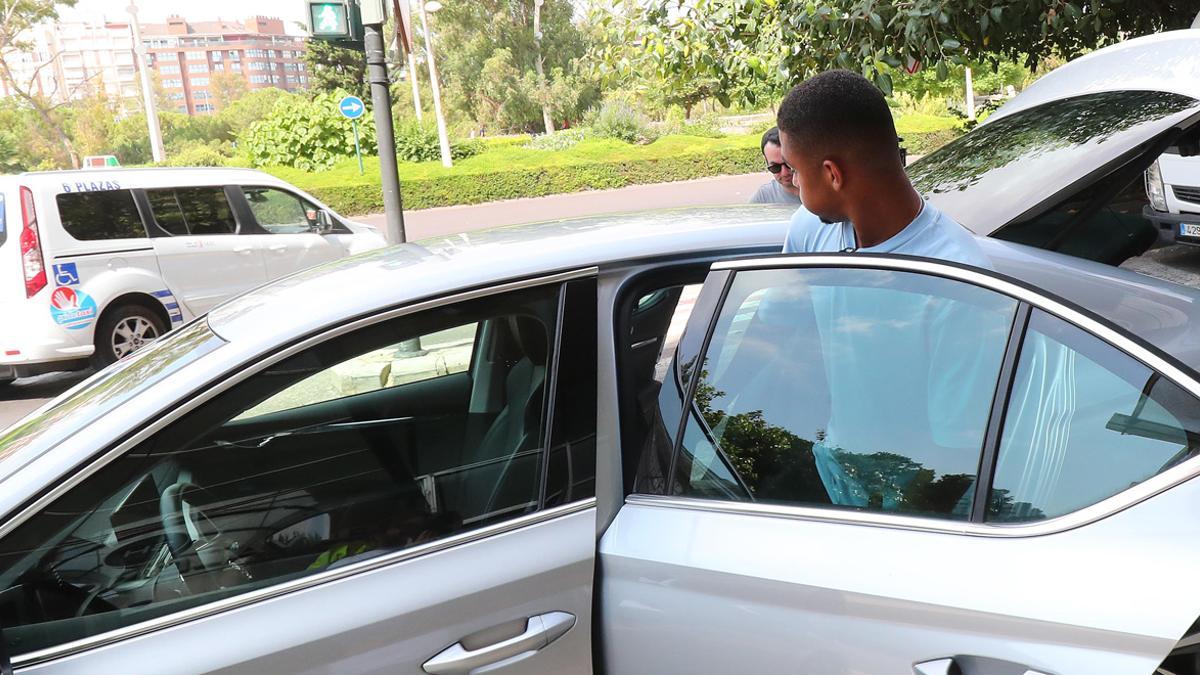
19, 186, 46, 298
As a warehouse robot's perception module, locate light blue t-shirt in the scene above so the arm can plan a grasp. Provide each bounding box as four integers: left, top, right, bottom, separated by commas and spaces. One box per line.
782, 200, 988, 268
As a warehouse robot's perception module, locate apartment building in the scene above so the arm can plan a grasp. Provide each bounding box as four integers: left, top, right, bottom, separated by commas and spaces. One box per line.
145, 16, 308, 115
1, 15, 307, 116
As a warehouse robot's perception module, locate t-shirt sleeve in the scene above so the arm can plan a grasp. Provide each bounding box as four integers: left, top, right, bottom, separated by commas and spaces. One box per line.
782, 206, 822, 253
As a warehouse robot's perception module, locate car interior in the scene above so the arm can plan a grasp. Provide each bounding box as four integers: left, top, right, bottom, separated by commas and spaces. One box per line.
0, 284, 576, 655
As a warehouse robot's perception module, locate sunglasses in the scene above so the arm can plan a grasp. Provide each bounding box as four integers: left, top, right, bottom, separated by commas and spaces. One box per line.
766, 161, 793, 174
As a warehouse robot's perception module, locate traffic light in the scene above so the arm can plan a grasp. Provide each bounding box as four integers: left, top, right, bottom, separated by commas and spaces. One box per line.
307, 1, 364, 45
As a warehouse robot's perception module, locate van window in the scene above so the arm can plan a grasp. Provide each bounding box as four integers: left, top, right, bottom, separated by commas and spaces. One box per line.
56, 190, 145, 241
243, 187, 315, 234
147, 187, 237, 236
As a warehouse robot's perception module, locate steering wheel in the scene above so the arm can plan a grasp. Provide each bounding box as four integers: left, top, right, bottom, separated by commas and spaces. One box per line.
159, 482, 210, 578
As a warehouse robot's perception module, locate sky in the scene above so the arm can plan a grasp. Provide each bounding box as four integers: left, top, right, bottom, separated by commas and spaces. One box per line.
60, 0, 310, 34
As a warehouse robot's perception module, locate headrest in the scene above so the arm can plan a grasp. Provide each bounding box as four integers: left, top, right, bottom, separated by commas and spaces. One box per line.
507, 316, 549, 365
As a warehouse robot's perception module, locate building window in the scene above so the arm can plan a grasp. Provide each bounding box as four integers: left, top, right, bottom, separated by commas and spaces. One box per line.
230, 63, 242, 73
167, 92, 185, 101
268, 49, 277, 58
211, 51, 222, 62
249, 75, 270, 84
212, 63, 224, 72
187, 63, 208, 73
159, 64, 180, 75
195, 103, 214, 112
190, 76, 209, 86
193, 90, 210, 100
162, 78, 183, 88
185, 50, 205, 60
249, 61, 269, 71
229, 50, 241, 60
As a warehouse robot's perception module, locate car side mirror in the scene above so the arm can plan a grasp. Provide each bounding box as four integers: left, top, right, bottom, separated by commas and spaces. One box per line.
310, 209, 335, 234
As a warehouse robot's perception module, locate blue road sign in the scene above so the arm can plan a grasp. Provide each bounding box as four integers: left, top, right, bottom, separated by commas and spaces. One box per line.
338, 95, 366, 119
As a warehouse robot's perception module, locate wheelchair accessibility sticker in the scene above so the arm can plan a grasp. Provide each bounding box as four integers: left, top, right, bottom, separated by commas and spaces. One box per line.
50, 286, 98, 331
53, 262, 80, 286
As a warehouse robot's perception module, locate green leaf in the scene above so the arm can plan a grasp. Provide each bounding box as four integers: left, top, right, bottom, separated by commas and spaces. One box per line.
935, 61, 948, 80
873, 71, 893, 95
942, 38, 960, 50
868, 12, 883, 31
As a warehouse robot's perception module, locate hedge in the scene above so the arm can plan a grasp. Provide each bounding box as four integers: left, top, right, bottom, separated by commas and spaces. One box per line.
277, 129, 961, 215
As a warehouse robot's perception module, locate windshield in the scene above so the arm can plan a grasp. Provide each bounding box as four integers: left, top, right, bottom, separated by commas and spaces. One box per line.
911, 90, 1200, 237
0, 321, 224, 480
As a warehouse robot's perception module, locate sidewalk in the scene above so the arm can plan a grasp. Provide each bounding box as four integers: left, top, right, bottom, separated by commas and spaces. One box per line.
360, 172, 768, 242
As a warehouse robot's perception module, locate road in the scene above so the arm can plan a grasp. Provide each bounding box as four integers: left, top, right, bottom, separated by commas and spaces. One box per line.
0, 173, 767, 431
7, 169, 1200, 432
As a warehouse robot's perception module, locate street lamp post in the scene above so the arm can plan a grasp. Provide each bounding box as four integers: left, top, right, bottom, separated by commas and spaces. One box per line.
420, 0, 453, 168
127, 0, 165, 163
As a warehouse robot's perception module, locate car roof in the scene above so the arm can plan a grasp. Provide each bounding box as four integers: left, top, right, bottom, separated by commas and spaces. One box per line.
0, 167, 291, 191
208, 206, 1200, 377
986, 29, 1200, 124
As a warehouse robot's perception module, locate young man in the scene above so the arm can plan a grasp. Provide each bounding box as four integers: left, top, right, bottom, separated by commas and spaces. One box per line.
749, 127, 803, 205
777, 70, 985, 267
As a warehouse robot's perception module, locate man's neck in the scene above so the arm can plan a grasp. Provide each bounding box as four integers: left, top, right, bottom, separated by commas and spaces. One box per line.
846, 184, 924, 249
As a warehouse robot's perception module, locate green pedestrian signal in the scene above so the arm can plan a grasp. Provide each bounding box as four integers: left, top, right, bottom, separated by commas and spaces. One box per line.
307, 0, 364, 46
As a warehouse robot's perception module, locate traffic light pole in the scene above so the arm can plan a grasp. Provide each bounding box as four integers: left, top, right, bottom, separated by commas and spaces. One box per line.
364, 22, 407, 244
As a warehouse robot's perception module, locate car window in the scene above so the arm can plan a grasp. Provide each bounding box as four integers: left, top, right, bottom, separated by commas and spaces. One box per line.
56, 190, 146, 241
243, 186, 315, 235
0, 283, 577, 657
988, 310, 1200, 522
673, 267, 1016, 519
236, 322, 479, 419
146, 187, 237, 236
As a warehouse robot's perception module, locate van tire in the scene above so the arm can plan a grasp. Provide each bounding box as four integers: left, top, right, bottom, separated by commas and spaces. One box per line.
91, 303, 169, 369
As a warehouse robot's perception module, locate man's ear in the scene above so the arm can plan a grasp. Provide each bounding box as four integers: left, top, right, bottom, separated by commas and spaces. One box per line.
823, 159, 845, 191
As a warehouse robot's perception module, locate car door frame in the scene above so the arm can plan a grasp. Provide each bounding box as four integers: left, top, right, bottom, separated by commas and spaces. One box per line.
599, 252, 1200, 674
227, 184, 351, 279
2, 266, 599, 674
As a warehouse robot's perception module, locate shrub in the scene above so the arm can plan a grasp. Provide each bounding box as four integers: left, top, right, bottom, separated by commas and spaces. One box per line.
394, 120, 483, 162
587, 98, 657, 144
163, 142, 230, 167
240, 90, 379, 171
295, 143, 762, 215
682, 113, 725, 138
524, 128, 590, 151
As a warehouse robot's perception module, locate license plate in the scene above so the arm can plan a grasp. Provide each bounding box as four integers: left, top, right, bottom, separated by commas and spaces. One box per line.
1181, 223, 1200, 238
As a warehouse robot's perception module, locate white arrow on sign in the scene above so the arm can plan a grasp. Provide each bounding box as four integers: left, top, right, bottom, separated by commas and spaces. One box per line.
338, 96, 365, 119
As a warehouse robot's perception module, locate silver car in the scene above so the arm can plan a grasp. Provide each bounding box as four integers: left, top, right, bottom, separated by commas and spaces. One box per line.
3, 30, 1200, 675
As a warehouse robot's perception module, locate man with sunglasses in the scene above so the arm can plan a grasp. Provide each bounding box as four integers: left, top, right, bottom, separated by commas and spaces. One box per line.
749, 127, 803, 205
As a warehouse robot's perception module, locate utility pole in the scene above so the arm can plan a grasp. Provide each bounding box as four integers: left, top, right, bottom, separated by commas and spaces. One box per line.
419, 0, 453, 167
127, 0, 165, 163
407, 49, 423, 122
532, 0, 554, 135
964, 66, 976, 121
364, 24, 407, 244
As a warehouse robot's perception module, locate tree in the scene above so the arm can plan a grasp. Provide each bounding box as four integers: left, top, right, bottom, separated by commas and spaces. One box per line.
587, 0, 783, 117
431, 0, 587, 132
772, 0, 1200, 94
211, 71, 248, 110
303, 39, 367, 100
239, 89, 377, 171
0, 0, 82, 167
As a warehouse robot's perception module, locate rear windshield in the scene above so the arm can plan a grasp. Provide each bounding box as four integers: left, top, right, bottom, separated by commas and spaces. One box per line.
911, 90, 1200, 235
56, 190, 146, 241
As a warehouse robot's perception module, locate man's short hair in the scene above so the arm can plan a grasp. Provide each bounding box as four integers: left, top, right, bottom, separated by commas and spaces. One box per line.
777, 70, 899, 167
760, 126, 781, 155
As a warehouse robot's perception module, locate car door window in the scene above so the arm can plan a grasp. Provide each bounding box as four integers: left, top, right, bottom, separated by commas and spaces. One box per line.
988, 310, 1200, 522
242, 187, 315, 234
56, 190, 146, 240
0, 281, 587, 658
237, 323, 479, 419
672, 267, 1016, 519
146, 187, 237, 236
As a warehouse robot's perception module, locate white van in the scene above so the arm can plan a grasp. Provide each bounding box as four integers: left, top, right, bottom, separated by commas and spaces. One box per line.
0, 167, 386, 384
1145, 145, 1200, 244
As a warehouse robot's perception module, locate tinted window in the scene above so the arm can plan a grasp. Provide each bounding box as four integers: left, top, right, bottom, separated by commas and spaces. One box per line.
910, 91, 1200, 239
146, 187, 237, 236
0, 285, 562, 656
243, 187, 314, 234
544, 278, 598, 506
674, 268, 1015, 519
988, 310, 1200, 522
56, 190, 145, 240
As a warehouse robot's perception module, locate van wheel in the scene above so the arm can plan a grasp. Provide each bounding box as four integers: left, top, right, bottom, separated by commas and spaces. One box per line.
92, 304, 168, 368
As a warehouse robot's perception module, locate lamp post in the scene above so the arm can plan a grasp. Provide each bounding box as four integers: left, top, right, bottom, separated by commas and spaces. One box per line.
420, 0, 453, 168
127, 0, 165, 163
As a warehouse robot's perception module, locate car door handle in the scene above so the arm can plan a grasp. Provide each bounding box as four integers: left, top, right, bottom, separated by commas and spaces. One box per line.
914, 658, 1051, 675
268, 243, 288, 253
233, 245, 255, 255
422, 611, 575, 675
